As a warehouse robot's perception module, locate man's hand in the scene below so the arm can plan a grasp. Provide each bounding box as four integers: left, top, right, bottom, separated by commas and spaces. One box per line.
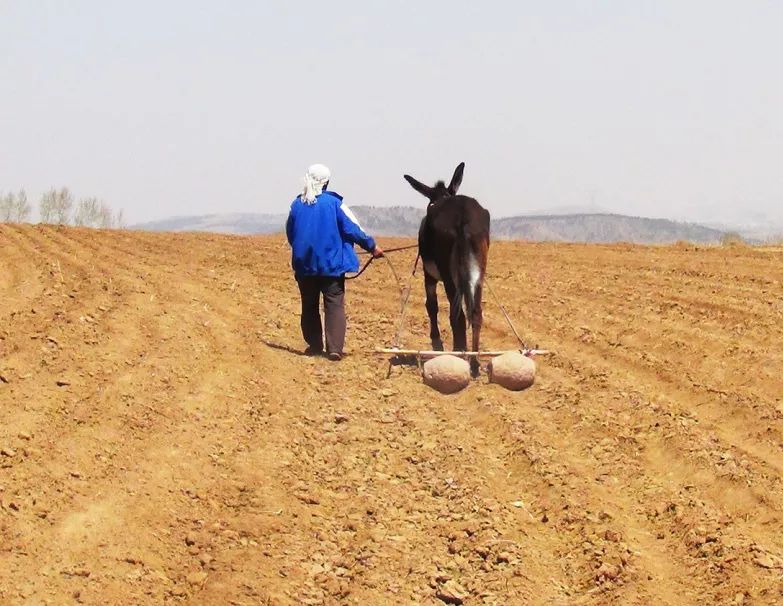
372, 246, 384, 258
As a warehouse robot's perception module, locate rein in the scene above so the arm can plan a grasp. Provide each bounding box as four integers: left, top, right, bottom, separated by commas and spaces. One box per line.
356, 244, 419, 255
344, 256, 376, 280
346, 244, 418, 281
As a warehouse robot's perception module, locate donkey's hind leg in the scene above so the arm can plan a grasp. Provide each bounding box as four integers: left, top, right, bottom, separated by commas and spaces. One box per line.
468, 241, 488, 376
469, 283, 484, 376
425, 273, 443, 351
444, 280, 468, 352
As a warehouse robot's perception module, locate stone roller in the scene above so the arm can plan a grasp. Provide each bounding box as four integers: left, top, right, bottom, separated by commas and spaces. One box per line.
420, 351, 537, 394
487, 351, 536, 391
422, 355, 471, 394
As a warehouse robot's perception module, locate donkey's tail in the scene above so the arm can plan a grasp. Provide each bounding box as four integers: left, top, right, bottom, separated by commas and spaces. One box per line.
451, 217, 479, 328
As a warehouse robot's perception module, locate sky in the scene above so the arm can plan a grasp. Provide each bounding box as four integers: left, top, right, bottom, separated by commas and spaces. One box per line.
1, 1, 782, 226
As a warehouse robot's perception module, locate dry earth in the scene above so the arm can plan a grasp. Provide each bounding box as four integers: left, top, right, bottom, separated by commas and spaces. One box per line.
1, 224, 782, 605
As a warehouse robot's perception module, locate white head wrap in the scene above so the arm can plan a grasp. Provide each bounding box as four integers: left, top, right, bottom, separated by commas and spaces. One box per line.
301, 163, 331, 204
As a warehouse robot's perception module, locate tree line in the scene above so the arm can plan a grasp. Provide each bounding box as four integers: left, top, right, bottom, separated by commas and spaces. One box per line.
0, 187, 124, 228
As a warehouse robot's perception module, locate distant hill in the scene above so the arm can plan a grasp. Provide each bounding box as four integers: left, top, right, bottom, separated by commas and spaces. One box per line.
355, 208, 730, 244
350, 206, 425, 236
132, 206, 733, 244
491, 213, 727, 244
132, 212, 286, 235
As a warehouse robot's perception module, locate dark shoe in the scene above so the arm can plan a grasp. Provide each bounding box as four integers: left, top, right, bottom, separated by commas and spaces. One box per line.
304, 346, 323, 356
327, 352, 343, 361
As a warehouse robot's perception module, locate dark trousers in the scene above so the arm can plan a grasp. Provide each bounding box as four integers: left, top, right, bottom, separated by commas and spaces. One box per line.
296, 275, 346, 354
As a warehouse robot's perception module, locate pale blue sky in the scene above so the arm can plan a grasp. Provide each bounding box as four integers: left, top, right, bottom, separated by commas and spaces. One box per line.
1, 1, 781, 225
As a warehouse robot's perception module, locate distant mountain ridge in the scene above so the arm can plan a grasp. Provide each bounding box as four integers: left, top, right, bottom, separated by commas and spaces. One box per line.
491, 213, 727, 244
132, 212, 287, 235
131, 206, 740, 244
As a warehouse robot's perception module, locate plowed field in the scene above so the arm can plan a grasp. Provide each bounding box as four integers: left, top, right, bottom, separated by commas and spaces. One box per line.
1, 224, 782, 605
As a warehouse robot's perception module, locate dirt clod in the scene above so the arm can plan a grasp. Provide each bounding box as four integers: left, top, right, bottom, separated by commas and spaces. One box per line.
436, 579, 468, 604
186, 571, 208, 586
334, 412, 349, 424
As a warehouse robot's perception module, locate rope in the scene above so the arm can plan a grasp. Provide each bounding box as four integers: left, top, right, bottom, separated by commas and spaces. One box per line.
347, 245, 528, 354
344, 246, 416, 349
347, 248, 531, 360
484, 277, 528, 350
390, 255, 419, 348
347, 243, 418, 282
349, 251, 528, 353
383, 255, 402, 292
345, 247, 418, 351
344, 256, 376, 280
357, 244, 418, 256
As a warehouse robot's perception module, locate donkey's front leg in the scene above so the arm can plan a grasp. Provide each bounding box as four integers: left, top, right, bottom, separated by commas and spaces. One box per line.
425, 274, 443, 351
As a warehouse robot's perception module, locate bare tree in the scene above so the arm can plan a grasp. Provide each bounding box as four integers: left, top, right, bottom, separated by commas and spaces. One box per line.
45, 191, 124, 229
74, 197, 101, 226
39, 189, 55, 223
97, 202, 115, 228
115, 208, 126, 229
0, 190, 29, 223
13, 190, 31, 222
53, 188, 73, 224
39, 187, 73, 224
0, 192, 11, 222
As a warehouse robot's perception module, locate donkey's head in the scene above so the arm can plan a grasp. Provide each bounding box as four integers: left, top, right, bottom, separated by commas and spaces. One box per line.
403, 162, 464, 203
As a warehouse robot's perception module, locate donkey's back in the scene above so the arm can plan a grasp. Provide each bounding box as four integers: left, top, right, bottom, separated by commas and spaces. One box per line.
419, 195, 489, 279
421, 195, 489, 242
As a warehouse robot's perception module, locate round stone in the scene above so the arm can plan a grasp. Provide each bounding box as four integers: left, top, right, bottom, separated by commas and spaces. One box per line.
488, 352, 536, 391
422, 355, 471, 394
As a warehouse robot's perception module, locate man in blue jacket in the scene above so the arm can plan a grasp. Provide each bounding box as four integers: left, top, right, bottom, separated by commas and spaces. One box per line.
286, 164, 383, 360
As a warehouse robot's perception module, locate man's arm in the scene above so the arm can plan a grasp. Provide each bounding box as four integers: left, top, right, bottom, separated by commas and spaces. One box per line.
285, 210, 294, 245
336, 201, 379, 253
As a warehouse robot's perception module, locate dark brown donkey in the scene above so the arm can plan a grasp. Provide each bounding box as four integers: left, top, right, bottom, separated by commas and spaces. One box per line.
404, 162, 491, 376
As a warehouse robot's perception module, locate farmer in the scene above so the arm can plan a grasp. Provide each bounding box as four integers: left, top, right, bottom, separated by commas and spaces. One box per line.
286, 164, 383, 360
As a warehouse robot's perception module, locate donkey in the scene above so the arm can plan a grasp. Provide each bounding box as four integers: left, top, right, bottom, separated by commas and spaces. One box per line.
404, 162, 490, 376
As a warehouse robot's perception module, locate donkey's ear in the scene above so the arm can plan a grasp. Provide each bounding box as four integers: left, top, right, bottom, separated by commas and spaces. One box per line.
448, 162, 465, 195
404, 174, 434, 199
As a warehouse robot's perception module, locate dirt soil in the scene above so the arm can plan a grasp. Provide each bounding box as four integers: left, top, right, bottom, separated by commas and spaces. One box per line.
1, 224, 782, 605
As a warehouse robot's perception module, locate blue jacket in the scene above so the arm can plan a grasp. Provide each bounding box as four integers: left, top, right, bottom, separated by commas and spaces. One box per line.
286, 191, 376, 277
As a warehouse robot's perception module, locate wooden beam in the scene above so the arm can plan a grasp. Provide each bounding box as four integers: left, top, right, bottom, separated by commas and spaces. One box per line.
374, 348, 551, 358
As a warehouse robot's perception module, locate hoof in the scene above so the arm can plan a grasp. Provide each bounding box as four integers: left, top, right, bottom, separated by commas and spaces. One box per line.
470, 359, 480, 378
